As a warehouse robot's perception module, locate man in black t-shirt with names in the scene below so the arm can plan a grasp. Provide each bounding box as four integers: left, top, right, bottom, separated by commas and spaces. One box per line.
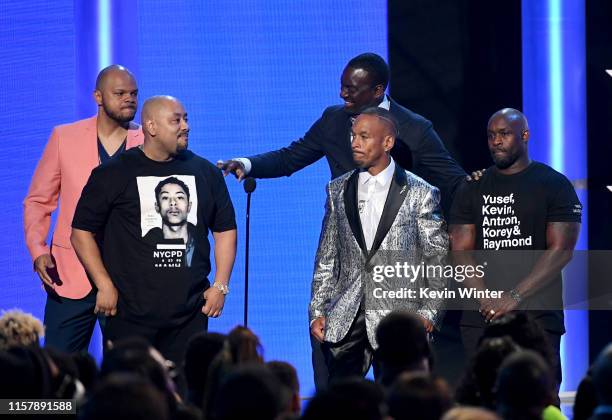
71, 96, 237, 366
449, 108, 581, 384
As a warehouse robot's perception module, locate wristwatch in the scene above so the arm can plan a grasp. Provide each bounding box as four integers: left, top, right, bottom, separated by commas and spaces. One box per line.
212, 282, 229, 295
509, 288, 522, 303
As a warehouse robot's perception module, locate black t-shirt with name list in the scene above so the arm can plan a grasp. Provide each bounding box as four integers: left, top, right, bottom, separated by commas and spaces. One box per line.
449, 161, 582, 332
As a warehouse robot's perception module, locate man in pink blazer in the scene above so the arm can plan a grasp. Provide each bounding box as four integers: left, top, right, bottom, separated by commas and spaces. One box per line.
23, 65, 144, 352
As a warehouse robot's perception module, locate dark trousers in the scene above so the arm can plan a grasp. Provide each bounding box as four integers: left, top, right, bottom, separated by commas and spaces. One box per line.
461, 321, 563, 387
44, 289, 100, 353
311, 334, 329, 390
104, 311, 208, 367
431, 311, 467, 388
321, 309, 380, 384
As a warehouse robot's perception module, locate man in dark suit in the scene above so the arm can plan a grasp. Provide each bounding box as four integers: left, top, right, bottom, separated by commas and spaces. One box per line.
218, 52, 466, 389
218, 52, 465, 213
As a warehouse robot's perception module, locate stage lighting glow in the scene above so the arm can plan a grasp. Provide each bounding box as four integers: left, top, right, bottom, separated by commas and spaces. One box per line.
523, 0, 588, 392
549, 0, 564, 173
98, 0, 111, 68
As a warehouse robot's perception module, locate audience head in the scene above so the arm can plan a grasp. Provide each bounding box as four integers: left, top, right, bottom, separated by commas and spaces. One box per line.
442, 406, 501, 420
456, 336, 520, 408
482, 312, 554, 369
0, 309, 44, 350
387, 372, 453, 420
573, 369, 597, 420
227, 326, 263, 364
201, 326, 264, 416
0, 346, 53, 398
376, 311, 431, 386
495, 350, 555, 420
592, 342, 612, 406
183, 332, 226, 407
211, 364, 288, 420
71, 352, 99, 394
45, 346, 86, 400
100, 337, 176, 404
302, 378, 386, 420
79, 374, 169, 420
267, 360, 301, 415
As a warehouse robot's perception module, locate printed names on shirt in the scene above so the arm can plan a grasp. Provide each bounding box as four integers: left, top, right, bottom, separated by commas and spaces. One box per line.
481, 193, 532, 250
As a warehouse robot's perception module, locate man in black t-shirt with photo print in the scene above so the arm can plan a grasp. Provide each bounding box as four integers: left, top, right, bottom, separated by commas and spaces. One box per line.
449, 108, 581, 385
144, 176, 197, 267
71, 95, 237, 367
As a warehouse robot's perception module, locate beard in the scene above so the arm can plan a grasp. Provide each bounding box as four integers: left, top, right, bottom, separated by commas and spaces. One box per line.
102, 102, 136, 123
491, 149, 520, 169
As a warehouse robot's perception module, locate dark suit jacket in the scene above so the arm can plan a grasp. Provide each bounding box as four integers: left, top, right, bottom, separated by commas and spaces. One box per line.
248, 97, 466, 214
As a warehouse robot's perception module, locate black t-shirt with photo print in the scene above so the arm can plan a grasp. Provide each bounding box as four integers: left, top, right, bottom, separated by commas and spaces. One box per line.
449, 161, 582, 332
72, 148, 236, 327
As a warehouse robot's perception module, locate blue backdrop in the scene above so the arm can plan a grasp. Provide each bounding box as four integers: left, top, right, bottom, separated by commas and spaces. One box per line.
0, 0, 387, 395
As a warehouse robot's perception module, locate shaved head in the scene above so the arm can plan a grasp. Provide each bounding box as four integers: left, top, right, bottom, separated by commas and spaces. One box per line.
140, 96, 189, 159
488, 108, 529, 133
95, 65, 135, 91
93, 65, 138, 124
487, 108, 530, 172
141, 96, 179, 126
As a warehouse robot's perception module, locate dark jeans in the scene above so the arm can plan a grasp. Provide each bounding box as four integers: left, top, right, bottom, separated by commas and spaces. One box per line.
103, 311, 208, 366
44, 289, 100, 353
321, 309, 380, 384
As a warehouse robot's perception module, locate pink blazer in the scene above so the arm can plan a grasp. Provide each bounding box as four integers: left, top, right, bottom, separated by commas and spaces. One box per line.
23, 116, 144, 299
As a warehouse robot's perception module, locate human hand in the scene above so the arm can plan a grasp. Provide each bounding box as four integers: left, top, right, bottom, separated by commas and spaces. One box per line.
421, 317, 434, 333
95, 283, 118, 317
202, 287, 225, 318
466, 168, 486, 181
310, 317, 326, 342
34, 254, 57, 288
480, 295, 517, 322
216, 160, 246, 181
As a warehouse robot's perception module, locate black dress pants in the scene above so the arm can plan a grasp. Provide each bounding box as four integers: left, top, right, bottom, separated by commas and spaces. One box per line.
104, 310, 208, 367
321, 309, 380, 384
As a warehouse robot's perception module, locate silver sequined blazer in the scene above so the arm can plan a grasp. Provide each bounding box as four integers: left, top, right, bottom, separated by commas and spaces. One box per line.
309, 165, 449, 348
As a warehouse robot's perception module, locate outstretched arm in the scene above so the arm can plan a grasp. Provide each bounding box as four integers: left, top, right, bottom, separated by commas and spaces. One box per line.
218, 114, 329, 180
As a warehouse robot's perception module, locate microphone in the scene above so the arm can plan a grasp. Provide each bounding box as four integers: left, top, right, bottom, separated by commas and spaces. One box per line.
243, 177, 257, 193
243, 177, 256, 326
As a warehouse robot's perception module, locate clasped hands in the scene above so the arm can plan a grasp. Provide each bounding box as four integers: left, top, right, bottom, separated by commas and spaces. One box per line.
478, 295, 518, 323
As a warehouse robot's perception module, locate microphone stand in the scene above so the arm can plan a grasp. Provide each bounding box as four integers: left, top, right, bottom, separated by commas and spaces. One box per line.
243, 177, 256, 327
